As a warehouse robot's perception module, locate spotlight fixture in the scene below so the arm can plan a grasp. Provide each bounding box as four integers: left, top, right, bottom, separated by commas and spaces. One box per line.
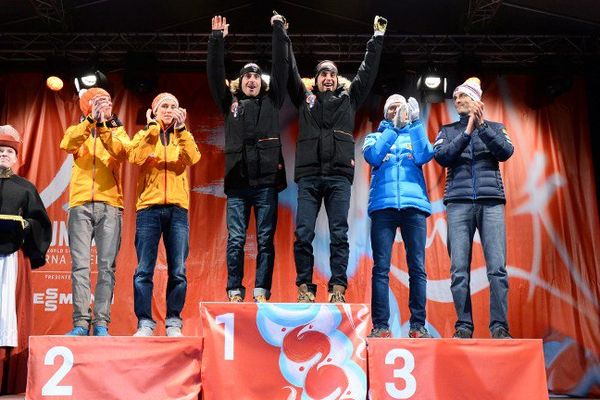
74, 69, 108, 95
417, 65, 448, 103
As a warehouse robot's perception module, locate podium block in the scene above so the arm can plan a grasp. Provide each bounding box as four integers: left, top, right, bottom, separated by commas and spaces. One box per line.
26, 336, 203, 400
367, 338, 548, 400
200, 303, 370, 400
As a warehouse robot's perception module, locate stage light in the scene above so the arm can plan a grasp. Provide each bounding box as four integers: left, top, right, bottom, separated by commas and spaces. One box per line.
46, 76, 64, 91
424, 76, 441, 89
417, 65, 448, 103
74, 70, 108, 95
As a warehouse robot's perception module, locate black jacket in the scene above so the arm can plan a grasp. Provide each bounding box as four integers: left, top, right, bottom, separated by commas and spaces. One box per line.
433, 115, 514, 204
0, 174, 52, 268
207, 21, 289, 194
288, 35, 384, 183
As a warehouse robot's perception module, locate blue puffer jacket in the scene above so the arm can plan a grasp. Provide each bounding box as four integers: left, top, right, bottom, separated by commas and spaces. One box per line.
363, 119, 434, 216
433, 115, 514, 204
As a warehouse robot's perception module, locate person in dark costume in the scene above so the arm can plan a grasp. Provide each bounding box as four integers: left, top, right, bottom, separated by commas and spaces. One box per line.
0, 124, 51, 347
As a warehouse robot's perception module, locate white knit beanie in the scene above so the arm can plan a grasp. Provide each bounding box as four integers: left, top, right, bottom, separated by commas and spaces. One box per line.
453, 77, 482, 101
383, 94, 406, 119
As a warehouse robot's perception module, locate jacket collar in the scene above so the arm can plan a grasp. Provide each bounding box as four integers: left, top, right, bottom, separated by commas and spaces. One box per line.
378, 119, 394, 132
458, 114, 470, 125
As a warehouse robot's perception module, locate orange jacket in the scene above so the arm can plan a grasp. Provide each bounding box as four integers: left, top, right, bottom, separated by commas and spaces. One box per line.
129, 122, 201, 211
60, 117, 130, 209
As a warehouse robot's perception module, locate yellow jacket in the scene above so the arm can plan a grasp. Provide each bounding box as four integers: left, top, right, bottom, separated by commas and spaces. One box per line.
129, 122, 201, 210
60, 117, 130, 209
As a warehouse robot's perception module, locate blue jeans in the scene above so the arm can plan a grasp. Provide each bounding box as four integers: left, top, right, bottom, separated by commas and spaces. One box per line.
294, 175, 351, 294
370, 208, 428, 330
446, 200, 508, 333
133, 205, 189, 329
226, 187, 278, 299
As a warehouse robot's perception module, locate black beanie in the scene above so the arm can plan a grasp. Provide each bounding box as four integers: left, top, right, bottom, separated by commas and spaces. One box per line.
239, 63, 262, 80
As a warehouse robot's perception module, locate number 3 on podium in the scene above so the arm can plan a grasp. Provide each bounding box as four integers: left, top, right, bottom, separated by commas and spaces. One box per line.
385, 348, 417, 399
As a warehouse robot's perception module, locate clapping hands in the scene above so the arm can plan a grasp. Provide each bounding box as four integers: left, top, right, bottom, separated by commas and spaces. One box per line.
91, 96, 112, 122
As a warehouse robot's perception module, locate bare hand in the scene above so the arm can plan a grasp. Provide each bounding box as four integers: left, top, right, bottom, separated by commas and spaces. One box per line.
91, 96, 111, 122
473, 101, 484, 127
146, 109, 155, 124
212, 15, 229, 37
173, 107, 187, 128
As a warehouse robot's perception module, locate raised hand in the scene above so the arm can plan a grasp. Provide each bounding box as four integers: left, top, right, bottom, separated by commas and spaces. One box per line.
146, 109, 155, 125
407, 97, 420, 122
173, 107, 187, 129
271, 13, 288, 29
91, 96, 111, 122
212, 15, 229, 37
393, 101, 409, 129
373, 15, 387, 35
473, 101, 484, 127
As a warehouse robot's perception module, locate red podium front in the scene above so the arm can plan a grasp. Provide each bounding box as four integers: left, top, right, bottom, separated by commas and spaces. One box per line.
367, 338, 548, 400
200, 302, 370, 400
26, 336, 203, 400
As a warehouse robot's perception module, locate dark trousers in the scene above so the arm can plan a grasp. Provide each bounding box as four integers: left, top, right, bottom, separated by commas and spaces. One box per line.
134, 205, 189, 329
370, 208, 428, 330
226, 186, 278, 299
294, 175, 351, 294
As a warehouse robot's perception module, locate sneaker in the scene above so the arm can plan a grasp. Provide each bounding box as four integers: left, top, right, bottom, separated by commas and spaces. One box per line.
93, 326, 110, 337
408, 326, 433, 338
328, 285, 346, 303
367, 328, 392, 338
297, 284, 316, 303
65, 326, 89, 336
133, 326, 154, 337
228, 294, 243, 303
254, 295, 267, 303
166, 327, 183, 337
452, 328, 473, 338
491, 327, 512, 339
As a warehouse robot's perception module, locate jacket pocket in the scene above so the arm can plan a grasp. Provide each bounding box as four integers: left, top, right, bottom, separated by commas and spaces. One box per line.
333, 130, 355, 168
257, 138, 282, 177
295, 137, 320, 168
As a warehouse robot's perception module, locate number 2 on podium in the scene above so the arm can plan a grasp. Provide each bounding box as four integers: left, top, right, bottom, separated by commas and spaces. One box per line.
41, 346, 74, 396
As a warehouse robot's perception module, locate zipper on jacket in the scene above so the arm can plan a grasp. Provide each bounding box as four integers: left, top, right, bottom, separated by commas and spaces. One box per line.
333, 129, 353, 138
162, 130, 168, 205
396, 137, 401, 210
470, 136, 477, 200
91, 132, 97, 202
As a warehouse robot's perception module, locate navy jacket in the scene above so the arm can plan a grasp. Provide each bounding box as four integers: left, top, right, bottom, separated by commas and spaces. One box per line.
433, 115, 514, 204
